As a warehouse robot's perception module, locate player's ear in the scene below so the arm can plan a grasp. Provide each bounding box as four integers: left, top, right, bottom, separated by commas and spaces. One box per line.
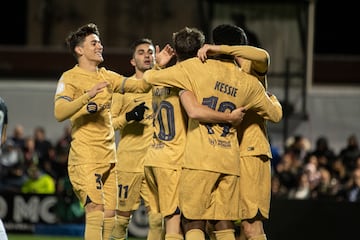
75, 46, 83, 56
130, 58, 136, 67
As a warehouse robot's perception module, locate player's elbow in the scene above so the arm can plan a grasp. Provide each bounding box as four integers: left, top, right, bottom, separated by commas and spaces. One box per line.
186, 109, 200, 120
273, 114, 282, 123
271, 108, 283, 123
54, 111, 66, 122
54, 106, 68, 122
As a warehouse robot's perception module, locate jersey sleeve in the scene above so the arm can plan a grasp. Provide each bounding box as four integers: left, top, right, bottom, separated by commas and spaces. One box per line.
243, 74, 282, 123
111, 93, 131, 130
112, 74, 152, 94
54, 75, 91, 122
121, 77, 152, 93
143, 65, 193, 90
101, 68, 152, 94
219, 45, 269, 76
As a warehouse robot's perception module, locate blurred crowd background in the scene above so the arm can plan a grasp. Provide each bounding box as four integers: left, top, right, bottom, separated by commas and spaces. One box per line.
1, 123, 360, 225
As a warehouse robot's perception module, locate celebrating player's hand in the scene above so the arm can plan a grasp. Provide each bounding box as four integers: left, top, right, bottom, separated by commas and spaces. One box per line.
197, 44, 221, 62
230, 107, 246, 126
87, 82, 109, 98
155, 44, 175, 67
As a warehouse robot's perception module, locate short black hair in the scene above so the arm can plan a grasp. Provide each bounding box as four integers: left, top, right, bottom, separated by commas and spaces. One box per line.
130, 38, 153, 51
130, 38, 154, 56
212, 24, 248, 46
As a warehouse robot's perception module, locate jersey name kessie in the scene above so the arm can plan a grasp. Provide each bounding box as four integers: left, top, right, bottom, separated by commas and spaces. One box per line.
214, 81, 238, 97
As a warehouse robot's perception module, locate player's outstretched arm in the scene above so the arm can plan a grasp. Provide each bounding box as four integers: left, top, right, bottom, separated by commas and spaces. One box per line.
197, 44, 269, 75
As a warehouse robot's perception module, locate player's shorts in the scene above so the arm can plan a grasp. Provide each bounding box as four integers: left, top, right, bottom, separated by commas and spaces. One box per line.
116, 171, 149, 212
144, 166, 181, 217
179, 168, 240, 220
239, 155, 271, 220
68, 163, 117, 210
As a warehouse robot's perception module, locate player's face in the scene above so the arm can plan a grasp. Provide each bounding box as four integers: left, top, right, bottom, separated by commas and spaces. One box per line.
79, 34, 104, 64
131, 43, 155, 72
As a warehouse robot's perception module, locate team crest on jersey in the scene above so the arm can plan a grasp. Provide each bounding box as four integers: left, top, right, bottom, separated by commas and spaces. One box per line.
87, 102, 98, 113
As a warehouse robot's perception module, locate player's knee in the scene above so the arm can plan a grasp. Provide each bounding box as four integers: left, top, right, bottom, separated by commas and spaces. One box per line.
148, 212, 163, 229
241, 220, 264, 239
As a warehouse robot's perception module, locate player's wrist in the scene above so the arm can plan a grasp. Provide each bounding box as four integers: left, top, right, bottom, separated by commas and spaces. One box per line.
153, 63, 165, 70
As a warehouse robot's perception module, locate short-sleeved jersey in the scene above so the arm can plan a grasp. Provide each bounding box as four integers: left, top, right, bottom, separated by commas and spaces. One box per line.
0, 97, 8, 148
144, 58, 282, 175
54, 65, 151, 165
143, 85, 187, 170
112, 89, 153, 172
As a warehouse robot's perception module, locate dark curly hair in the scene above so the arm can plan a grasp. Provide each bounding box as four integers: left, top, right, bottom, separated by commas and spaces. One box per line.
173, 27, 205, 61
65, 23, 100, 58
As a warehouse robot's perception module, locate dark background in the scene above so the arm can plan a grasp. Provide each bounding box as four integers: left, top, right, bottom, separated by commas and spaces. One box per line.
1, 0, 27, 45
314, 1, 358, 55
1, 0, 358, 55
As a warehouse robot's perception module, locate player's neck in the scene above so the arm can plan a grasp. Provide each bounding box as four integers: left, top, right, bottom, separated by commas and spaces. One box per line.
78, 58, 100, 72
134, 68, 148, 79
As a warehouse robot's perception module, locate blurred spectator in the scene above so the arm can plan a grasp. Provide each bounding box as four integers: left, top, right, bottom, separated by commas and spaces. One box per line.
33, 127, 56, 177
275, 151, 300, 192
331, 157, 352, 191
55, 125, 72, 153
10, 124, 26, 150
0, 139, 23, 170
340, 167, 360, 202
303, 154, 321, 190
0, 162, 27, 193
271, 174, 288, 199
311, 167, 339, 200
53, 124, 71, 180
285, 135, 311, 164
21, 163, 56, 194
0, 140, 26, 193
338, 134, 360, 172
23, 136, 39, 168
288, 171, 311, 200
355, 156, 360, 169
310, 136, 336, 169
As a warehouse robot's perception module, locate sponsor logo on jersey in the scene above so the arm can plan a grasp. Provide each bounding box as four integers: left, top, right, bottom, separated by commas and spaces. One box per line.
87, 102, 98, 113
